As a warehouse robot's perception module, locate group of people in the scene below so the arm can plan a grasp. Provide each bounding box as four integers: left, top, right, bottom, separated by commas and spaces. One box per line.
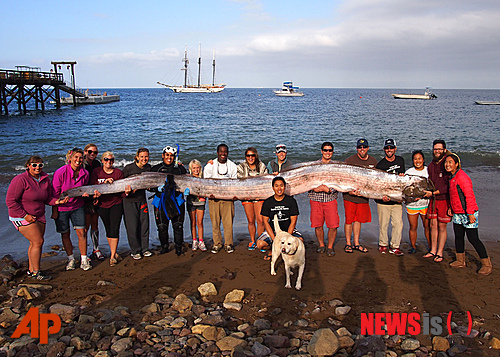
6, 138, 492, 281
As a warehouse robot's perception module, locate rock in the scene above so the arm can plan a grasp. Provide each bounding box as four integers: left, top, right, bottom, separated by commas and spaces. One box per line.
253, 318, 271, 330
401, 338, 420, 351
117, 327, 131, 337
201, 314, 227, 327
0, 307, 19, 322
97, 280, 116, 286
400, 353, 416, 357
16, 286, 40, 300
46, 341, 66, 357
335, 306, 351, 315
329, 299, 343, 307
224, 289, 245, 303
221, 271, 236, 280
171, 294, 193, 312
170, 317, 187, 328
49, 303, 79, 323
251, 341, 272, 356
70, 336, 86, 350
295, 319, 309, 327
307, 328, 340, 356
336, 327, 352, 337
263, 335, 289, 348
93, 322, 117, 336
352, 336, 386, 357
432, 336, 450, 352
456, 326, 479, 338
192, 324, 210, 335
141, 302, 159, 313
338, 335, 355, 348
491, 337, 500, 349
203, 326, 226, 341
9, 335, 36, 349
111, 337, 133, 354
223, 302, 242, 311
449, 344, 467, 354
94, 352, 112, 357
231, 344, 246, 357
198, 282, 217, 297
216, 336, 246, 351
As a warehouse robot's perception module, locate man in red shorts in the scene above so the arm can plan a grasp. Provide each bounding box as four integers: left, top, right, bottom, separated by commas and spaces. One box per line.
423, 139, 451, 262
343, 139, 377, 253
308, 142, 339, 257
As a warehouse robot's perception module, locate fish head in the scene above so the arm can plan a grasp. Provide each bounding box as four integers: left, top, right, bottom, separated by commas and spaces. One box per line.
402, 177, 431, 201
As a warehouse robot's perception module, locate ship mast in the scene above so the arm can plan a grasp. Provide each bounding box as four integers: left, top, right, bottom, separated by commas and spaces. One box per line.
182, 45, 188, 88
212, 49, 216, 86
197, 43, 201, 88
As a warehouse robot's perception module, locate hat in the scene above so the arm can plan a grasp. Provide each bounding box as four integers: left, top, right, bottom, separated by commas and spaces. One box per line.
162, 146, 177, 155
356, 138, 369, 148
275, 144, 287, 153
383, 139, 396, 148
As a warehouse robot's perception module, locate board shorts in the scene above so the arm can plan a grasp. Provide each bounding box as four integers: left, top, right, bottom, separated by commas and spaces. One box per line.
55, 206, 86, 233
310, 200, 339, 228
426, 198, 452, 223
406, 206, 428, 216
344, 200, 371, 224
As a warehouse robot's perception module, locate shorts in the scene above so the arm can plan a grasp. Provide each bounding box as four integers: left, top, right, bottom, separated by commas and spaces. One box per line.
406, 206, 428, 216
426, 199, 451, 223
187, 203, 206, 212
242, 200, 264, 205
344, 200, 371, 224
10, 218, 31, 231
55, 206, 86, 233
310, 200, 339, 228
452, 211, 479, 229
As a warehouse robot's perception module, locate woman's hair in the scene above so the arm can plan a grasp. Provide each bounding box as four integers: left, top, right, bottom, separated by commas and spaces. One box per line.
25, 155, 43, 168
135, 147, 149, 161
411, 150, 425, 162
84, 143, 98, 152
272, 176, 286, 187
101, 151, 114, 161
447, 152, 461, 168
245, 147, 260, 165
188, 159, 203, 177
66, 148, 84, 163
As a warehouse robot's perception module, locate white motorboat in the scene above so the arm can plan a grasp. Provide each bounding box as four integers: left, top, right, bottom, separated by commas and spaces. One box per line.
391, 87, 437, 100
273, 82, 304, 97
475, 101, 500, 105
158, 44, 225, 93
59, 93, 120, 105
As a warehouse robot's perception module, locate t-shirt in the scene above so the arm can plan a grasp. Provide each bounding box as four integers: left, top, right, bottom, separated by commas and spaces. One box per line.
260, 195, 299, 233
375, 156, 405, 205
122, 162, 151, 202
90, 167, 124, 208
343, 154, 378, 204
405, 166, 430, 209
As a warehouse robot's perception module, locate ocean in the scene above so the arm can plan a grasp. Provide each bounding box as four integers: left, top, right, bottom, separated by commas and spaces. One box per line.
1, 88, 500, 258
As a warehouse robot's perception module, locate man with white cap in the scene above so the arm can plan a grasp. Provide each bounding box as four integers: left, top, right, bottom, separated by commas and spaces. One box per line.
267, 144, 293, 174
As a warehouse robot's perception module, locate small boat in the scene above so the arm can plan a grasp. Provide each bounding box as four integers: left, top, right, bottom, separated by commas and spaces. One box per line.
59, 92, 120, 105
391, 87, 437, 100
157, 44, 225, 93
475, 101, 500, 105
273, 82, 304, 97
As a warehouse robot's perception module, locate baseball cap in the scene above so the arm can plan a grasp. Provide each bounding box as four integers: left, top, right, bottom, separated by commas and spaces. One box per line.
162, 146, 177, 155
383, 139, 396, 148
356, 138, 369, 148
275, 144, 287, 153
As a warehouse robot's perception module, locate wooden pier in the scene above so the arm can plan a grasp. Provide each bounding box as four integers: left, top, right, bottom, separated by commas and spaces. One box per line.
0, 62, 86, 115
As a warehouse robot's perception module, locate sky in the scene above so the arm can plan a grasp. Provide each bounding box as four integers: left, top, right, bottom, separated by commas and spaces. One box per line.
2, 0, 500, 89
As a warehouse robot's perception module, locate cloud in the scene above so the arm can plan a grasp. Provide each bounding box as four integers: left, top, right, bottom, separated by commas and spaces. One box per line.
88, 48, 180, 65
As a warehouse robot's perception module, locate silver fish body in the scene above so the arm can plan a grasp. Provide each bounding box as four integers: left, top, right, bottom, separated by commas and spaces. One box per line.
62, 162, 430, 202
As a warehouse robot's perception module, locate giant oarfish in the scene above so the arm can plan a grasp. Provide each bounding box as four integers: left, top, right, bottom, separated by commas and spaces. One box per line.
62, 161, 431, 202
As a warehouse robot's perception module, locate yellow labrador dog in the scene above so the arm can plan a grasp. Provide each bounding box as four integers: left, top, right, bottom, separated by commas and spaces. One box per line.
270, 215, 306, 290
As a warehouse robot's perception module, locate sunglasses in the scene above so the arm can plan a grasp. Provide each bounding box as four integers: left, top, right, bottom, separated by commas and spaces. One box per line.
103, 157, 115, 162
357, 145, 368, 149
246, 154, 256, 158
30, 163, 44, 168
87, 150, 98, 155
384, 146, 396, 150
322, 149, 333, 152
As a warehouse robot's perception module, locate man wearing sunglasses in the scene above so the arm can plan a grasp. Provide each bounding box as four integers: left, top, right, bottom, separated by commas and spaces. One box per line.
151, 146, 187, 256
343, 139, 377, 254
375, 139, 406, 256
308, 142, 339, 257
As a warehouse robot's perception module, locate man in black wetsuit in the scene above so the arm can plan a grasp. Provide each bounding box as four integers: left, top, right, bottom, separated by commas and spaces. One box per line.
150, 146, 187, 256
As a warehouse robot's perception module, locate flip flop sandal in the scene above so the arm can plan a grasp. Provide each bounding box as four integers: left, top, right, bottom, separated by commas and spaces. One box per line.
423, 252, 436, 258
353, 245, 368, 253
434, 255, 444, 263
344, 244, 353, 253
263, 254, 272, 261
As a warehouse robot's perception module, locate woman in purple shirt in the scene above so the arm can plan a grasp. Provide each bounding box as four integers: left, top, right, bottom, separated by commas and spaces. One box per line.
6, 156, 68, 280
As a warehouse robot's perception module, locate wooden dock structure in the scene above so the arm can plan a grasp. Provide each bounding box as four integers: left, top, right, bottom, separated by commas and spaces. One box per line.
0, 61, 86, 115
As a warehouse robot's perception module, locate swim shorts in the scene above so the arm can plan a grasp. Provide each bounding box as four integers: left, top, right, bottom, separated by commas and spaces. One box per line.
344, 200, 371, 224
310, 200, 339, 228
10, 218, 31, 231
406, 206, 428, 216
426, 198, 452, 223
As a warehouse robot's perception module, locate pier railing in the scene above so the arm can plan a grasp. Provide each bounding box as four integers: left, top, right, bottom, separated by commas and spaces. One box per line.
0, 69, 63, 84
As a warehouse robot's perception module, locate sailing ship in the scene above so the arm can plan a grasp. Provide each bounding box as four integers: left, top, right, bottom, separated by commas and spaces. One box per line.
157, 44, 225, 93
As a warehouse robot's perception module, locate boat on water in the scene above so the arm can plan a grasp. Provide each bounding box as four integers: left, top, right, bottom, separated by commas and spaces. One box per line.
60, 93, 120, 105
157, 44, 225, 93
475, 101, 500, 105
273, 82, 304, 97
391, 87, 437, 100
